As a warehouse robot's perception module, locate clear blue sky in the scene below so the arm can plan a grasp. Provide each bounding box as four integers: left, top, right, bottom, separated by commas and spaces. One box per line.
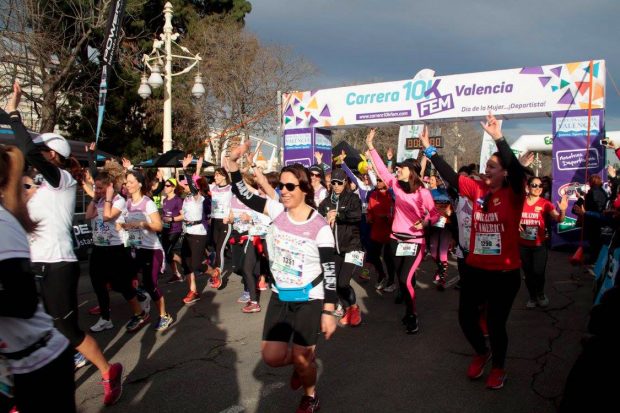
246, 0, 619, 138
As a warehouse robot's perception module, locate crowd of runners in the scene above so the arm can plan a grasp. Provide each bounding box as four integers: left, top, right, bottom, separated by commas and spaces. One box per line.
4, 79, 612, 413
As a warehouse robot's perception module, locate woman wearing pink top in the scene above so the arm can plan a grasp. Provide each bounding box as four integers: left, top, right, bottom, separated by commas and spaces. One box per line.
367, 129, 440, 334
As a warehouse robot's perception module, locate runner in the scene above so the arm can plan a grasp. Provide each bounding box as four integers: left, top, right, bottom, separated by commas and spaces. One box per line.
161, 177, 185, 283
420, 113, 527, 389
366, 175, 396, 291
308, 165, 328, 208
367, 129, 439, 334
209, 167, 232, 289
318, 168, 364, 327
4, 82, 123, 405
120, 170, 173, 331
520, 176, 567, 308
228, 142, 337, 413
428, 174, 454, 290
0, 144, 76, 413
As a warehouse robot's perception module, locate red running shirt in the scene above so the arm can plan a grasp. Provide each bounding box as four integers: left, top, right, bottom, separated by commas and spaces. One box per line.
459, 175, 524, 271
367, 190, 393, 243
519, 197, 555, 247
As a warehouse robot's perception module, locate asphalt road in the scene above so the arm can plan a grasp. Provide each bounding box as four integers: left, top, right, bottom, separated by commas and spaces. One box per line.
74, 250, 593, 413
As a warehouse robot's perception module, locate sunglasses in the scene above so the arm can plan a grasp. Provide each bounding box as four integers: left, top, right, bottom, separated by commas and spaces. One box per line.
278, 182, 300, 191
165, 183, 174, 187
529, 184, 543, 189
23, 183, 36, 190
310, 172, 321, 177
331, 180, 345, 186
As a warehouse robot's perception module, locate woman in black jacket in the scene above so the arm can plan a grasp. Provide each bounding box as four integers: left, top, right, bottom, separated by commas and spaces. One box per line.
318, 168, 364, 327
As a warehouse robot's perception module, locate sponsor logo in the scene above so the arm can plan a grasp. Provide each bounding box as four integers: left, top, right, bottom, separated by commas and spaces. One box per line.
558, 182, 589, 200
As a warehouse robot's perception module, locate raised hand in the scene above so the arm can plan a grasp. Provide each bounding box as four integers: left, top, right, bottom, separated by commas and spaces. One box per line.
229, 140, 251, 162
182, 154, 193, 169
196, 156, 204, 173
519, 151, 535, 167
557, 195, 568, 212
386, 147, 394, 160
5, 81, 21, 113
607, 165, 617, 178
314, 151, 323, 164
480, 112, 503, 140
156, 169, 164, 181
121, 157, 132, 170
366, 128, 377, 149
419, 125, 431, 149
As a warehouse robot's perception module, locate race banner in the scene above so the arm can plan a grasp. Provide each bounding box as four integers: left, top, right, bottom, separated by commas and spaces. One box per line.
551, 109, 606, 247
95, 0, 127, 144
283, 128, 332, 170
282, 60, 605, 129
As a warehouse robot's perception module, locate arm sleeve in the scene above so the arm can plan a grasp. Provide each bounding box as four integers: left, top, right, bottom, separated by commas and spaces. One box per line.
341, 163, 359, 186
495, 138, 527, 196
428, 153, 459, 190
184, 170, 198, 195
318, 246, 338, 304
367, 168, 378, 186
0, 258, 39, 318
88, 149, 98, 180
152, 180, 165, 196
5, 110, 61, 187
230, 170, 268, 214
369, 149, 396, 187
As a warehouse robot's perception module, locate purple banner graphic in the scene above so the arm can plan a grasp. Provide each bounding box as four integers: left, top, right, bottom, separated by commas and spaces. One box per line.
283, 128, 332, 170
551, 109, 605, 247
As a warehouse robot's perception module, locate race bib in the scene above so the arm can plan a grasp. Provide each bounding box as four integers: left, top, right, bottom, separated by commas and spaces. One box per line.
433, 216, 447, 228
474, 233, 501, 255
249, 223, 269, 237
345, 250, 365, 266
94, 219, 111, 246
127, 229, 143, 247
520, 226, 538, 241
396, 242, 419, 257
272, 247, 303, 281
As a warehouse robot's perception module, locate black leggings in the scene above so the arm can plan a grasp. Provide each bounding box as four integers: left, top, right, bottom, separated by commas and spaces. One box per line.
458, 266, 521, 368
367, 240, 396, 284
33, 261, 85, 348
161, 230, 182, 264
334, 253, 358, 308
181, 234, 207, 275
211, 219, 231, 271
520, 245, 548, 300
0, 346, 76, 413
390, 240, 425, 316
90, 245, 138, 320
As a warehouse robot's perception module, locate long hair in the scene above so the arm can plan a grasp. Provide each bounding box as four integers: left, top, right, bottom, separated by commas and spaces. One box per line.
399, 170, 423, 194
0, 145, 37, 233
214, 167, 231, 185
281, 164, 315, 207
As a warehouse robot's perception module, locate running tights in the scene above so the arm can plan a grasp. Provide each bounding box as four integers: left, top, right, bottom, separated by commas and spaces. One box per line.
390, 240, 425, 316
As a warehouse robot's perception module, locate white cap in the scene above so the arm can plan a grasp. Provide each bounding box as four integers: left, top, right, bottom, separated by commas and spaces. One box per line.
33, 133, 71, 158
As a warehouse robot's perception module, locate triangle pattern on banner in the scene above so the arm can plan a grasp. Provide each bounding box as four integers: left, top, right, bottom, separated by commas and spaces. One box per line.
551, 66, 562, 77
579, 102, 603, 109
575, 81, 590, 96
593, 83, 604, 100
337, 117, 345, 126
307, 98, 318, 110
285, 117, 292, 124
284, 105, 294, 117
294, 92, 304, 101
552, 86, 559, 92
538, 77, 551, 87
323, 120, 331, 127
304, 111, 311, 118
320, 105, 331, 117
310, 90, 318, 96
566, 62, 581, 74
299, 106, 305, 112
558, 89, 574, 105
560, 79, 570, 89
309, 116, 318, 126
295, 116, 303, 126
520, 66, 544, 74
293, 98, 300, 105
584, 62, 601, 78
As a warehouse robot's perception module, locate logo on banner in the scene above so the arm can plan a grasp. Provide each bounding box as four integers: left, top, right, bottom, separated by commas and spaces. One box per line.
555, 115, 601, 137
557, 216, 579, 233
556, 148, 600, 171
315, 133, 331, 149
285, 133, 311, 149
558, 182, 589, 200
417, 79, 455, 117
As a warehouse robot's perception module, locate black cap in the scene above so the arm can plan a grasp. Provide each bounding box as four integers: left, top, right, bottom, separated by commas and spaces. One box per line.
331, 168, 347, 182
395, 158, 421, 175
309, 165, 323, 174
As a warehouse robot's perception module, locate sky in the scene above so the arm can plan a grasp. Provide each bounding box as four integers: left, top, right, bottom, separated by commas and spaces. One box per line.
246, 0, 620, 139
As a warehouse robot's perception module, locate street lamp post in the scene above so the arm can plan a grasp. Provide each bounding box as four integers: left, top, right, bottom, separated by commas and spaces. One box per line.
138, 2, 205, 153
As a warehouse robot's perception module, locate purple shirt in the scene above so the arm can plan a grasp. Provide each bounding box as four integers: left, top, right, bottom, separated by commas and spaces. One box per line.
162, 195, 183, 233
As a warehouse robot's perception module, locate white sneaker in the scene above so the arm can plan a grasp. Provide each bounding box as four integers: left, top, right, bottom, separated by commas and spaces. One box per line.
375, 279, 386, 290
90, 317, 113, 332
383, 283, 398, 293
334, 304, 345, 317
139, 292, 151, 314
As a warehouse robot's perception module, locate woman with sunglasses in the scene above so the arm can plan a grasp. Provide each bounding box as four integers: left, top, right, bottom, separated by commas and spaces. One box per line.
520, 177, 567, 308
367, 130, 439, 334
308, 165, 328, 208
209, 167, 232, 289
4, 82, 123, 406
419, 114, 527, 390
161, 177, 185, 283
227, 142, 337, 413
318, 168, 364, 326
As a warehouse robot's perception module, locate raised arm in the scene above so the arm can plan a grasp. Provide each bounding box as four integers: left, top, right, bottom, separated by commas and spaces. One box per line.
182, 154, 199, 197
366, 128, 396, 187
227, 141, 269, 217
419, 125, 459, 189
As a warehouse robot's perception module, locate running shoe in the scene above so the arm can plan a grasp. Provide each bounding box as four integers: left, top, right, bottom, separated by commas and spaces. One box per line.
237, 290, 251, 303
338, 307, 351, 326
125, 312, 151, 333
166, 274, 184, 284
210, 268, 222, 289
102, 362, 123, 406
403, 314, 419, 334
90, 317, 114, 333
334, 304, 345, 317
154, 313, 174, 331
383, 283, 397, 293
486, 368, 507, 389
138, 291, 151, 314
375, 278, 386, 290
436, 275, 446, 291
74, 352, 88, 370
526, 299, 538, 309
183, 290, 200, 304
88, 305, 109, 316
358, 267, 370, 281
242, 302, 261, 313
257, 277, 269, 291
537, 295, 549, 308
296, 393, 320, 413
348, 305, 362, 326
467, 351, 492, 379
